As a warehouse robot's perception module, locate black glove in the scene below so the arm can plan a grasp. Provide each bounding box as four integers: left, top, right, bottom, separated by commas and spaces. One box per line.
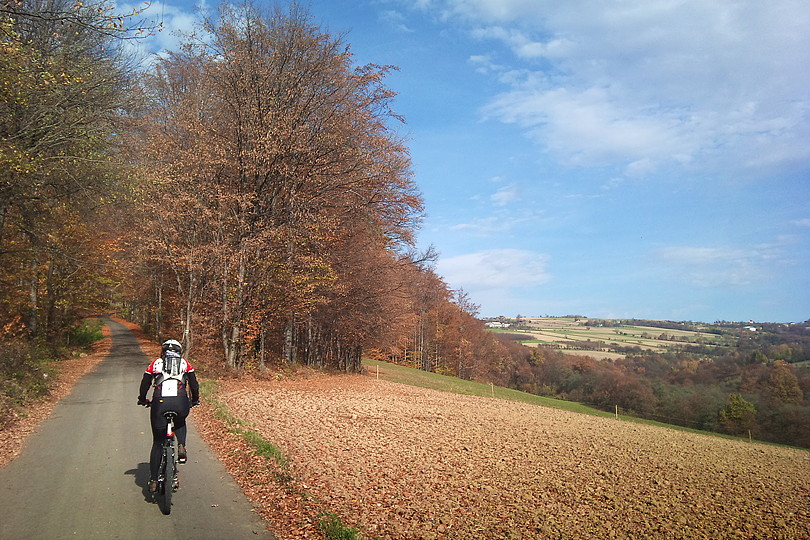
191, 400, 200, 408
138, 397, 151, 407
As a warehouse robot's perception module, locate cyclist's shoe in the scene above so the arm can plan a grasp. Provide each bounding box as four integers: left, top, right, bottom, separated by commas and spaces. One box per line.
178, 444, 187, 463
148, 480, 158, 493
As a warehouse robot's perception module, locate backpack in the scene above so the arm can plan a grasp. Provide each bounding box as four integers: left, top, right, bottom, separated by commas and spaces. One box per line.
154, 351, 186, 397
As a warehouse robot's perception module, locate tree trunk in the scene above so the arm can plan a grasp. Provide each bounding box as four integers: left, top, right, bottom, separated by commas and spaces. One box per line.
284, 313, 296, 364
27, 257, 39, 338
183, 273, 194, 356
258, 328, 266, 371
155, 275, 163, 342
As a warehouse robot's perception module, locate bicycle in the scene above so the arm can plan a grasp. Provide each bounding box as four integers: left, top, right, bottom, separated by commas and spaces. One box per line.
139, 397, 198, 514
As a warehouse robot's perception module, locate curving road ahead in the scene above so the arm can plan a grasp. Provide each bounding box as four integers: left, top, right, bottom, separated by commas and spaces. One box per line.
0, 317, 275, 540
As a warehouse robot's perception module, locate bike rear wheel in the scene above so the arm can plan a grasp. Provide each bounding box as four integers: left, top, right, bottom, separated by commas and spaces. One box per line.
159, 445, 175, 515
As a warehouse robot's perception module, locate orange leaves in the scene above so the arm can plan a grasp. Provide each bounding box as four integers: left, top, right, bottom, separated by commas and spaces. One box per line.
130, 4, 427, 370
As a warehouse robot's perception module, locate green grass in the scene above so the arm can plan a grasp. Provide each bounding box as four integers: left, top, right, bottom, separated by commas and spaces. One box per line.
199, 380, 289, 470
68, 318, 104, 348
317, 512, 365, 540
363, 358, 614, 418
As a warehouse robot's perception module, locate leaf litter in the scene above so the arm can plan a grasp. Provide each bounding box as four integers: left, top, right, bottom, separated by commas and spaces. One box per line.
196, 372, 810, 539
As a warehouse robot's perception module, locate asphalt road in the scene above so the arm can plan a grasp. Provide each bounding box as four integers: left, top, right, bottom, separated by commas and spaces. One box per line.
0, 317, 275, 540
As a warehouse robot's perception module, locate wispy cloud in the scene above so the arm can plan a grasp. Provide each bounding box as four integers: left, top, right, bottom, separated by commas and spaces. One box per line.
470, 26, 573, 60
436, 248, 552, 289
483, 86, 697, 171
380, 9, 415, 32
652, 244, 780, 288
490, 184, 519, 206
450, 215, 526, 235
468, 53, 505, 74
418, 0, 810, 180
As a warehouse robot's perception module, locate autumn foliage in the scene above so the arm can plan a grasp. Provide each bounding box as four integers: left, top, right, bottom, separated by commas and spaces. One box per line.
122, 3, 458, 375
2, 0, 807, 450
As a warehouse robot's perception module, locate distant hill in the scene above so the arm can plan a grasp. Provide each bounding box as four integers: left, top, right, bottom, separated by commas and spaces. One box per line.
484, 316, 810, 363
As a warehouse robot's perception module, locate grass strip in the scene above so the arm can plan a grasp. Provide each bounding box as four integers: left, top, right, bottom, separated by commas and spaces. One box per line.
199, 380, 289, 471
317, 512, 365, 540
363, 358, 611, 417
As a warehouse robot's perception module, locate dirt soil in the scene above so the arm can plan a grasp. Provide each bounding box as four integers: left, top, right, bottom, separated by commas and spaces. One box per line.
207, 372, 810, 540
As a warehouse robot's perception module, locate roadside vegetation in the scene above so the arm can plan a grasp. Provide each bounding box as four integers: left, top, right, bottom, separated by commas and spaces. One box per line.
0, 318, 104, 429
200, 380, 290, 473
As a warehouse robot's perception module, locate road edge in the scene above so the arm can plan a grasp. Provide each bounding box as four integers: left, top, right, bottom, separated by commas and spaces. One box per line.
0, 316, 114, 467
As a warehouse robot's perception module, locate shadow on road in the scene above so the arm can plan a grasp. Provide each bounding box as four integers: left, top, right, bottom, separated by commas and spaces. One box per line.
125, 462, 154, 501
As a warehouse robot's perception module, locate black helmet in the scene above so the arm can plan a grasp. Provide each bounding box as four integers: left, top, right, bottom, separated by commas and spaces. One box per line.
161, 339, 182, 355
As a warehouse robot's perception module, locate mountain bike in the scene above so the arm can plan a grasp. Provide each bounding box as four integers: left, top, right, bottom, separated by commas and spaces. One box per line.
156, 410, 180, 515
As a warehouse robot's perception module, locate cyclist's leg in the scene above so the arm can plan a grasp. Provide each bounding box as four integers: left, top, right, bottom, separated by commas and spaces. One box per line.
149, 435, 163, 481
170, 397, 190, 461
149, 406, 169, 483
175, 422, 187, 445
174, 417, 188, 463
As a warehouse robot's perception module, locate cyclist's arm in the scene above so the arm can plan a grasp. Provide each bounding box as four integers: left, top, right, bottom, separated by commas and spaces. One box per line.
187, 371, 200, 403
138, 372, 152, 402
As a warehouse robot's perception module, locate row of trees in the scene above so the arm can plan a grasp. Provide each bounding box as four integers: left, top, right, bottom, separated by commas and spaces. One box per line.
122, 3, 452, 372
1, 0, 518, 381
0, 0, 160, 425
493, 344, 810, 448
0, 0, 143, 342
0, 0, 513, 382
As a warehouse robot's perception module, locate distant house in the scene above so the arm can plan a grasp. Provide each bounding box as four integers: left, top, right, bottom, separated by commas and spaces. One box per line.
744, 326, 757, 332
485, 322, 511, 329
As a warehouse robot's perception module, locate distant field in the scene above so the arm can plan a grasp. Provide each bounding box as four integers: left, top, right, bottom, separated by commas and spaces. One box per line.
490, 317, 732, 359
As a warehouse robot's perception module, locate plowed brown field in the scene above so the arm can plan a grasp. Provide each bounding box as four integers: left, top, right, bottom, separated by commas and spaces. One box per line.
208, 373, 810, 539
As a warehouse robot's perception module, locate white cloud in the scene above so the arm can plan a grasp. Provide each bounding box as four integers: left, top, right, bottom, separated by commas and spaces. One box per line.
468, 54, 504, 74
450, 215, 518, 234
420, 0, 810, 179
470, 26, 572, 60
380, 9, 415, 32
653, 245, 776, 288
490, 184, 519, 206
437, 248, 552, 290
483, 85, 697, 168
118, 1, 208, 64
448, 205, 550, 235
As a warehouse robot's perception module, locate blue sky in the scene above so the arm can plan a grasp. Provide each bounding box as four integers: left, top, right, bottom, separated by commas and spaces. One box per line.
127, 0, 810, 323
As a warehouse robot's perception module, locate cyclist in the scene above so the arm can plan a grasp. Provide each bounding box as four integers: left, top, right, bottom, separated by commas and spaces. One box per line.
137, 339, 200, 493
